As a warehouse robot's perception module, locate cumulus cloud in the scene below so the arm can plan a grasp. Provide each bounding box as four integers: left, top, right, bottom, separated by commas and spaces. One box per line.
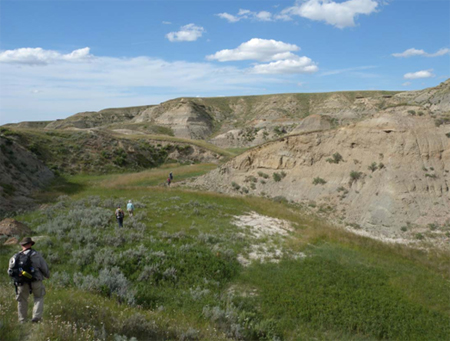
206, 38, 317, 75
252, 56, 318, 74
392, 47, 450, 58
218, 0, 379, 28
404, 69, 435, 80
217, 9, 274, 22
282, 0, 379, 28
206, 38, 300, 62
166, 24, 205, 42
0, 47, 92, 65
0, 46, 301, 124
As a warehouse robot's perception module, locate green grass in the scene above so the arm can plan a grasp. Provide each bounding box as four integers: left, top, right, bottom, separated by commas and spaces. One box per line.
1, 167, 449, 340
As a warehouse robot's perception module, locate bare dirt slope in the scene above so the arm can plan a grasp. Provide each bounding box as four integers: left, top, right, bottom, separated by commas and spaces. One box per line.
192, 111, 450, 245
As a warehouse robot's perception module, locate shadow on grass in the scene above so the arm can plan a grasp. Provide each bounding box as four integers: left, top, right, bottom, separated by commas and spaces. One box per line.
34, 176, 86, 203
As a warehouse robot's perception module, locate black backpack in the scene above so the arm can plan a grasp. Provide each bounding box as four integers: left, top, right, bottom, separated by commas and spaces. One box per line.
8, 249, 35, 285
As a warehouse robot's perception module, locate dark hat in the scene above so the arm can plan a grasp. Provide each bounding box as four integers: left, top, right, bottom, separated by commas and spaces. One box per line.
19, 237, 35, 246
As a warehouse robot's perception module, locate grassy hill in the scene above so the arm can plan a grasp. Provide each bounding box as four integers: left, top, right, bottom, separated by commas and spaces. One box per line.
1, 164, 449, 340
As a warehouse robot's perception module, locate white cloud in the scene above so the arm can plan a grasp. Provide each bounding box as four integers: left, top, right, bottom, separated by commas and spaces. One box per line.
404, 69, 435, 80
402, 82, 411, 87
0, 47, 92, 65
217, 12, 241, 22
282, 0, 378, 28
207, 38, 317, 75
166, 24, 205, 42
206, 38, 300, 62
162, 21, 172, 25
392, 47, 450, 58
217, 0, 378, 28
252, 57, 318, 74
255, 11, 273, 21
0, 46, 297, 124
217, 9, 274, 22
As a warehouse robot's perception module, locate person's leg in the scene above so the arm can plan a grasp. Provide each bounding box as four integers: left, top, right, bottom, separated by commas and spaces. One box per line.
119, 218, 123, 227
16, 283, 30, 323
117, 218, 121, 228
31, 281, 46, 322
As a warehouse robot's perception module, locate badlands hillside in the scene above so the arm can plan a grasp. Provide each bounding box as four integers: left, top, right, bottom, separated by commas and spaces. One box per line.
192, 80, 450, 246
2, 80, 450, 243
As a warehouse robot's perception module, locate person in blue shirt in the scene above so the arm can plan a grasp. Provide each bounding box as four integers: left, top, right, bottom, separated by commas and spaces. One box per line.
127, 200, 135, 217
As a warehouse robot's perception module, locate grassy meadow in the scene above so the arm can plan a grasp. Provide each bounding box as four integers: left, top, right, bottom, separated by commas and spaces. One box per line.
1, 163, 449, 340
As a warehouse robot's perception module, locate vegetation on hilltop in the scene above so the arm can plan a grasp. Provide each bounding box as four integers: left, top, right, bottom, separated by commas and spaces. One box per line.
0, 128, 228, 176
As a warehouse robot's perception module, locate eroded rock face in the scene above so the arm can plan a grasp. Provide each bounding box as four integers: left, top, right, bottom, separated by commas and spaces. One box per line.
134, 100, 214, 139
0, 219, 32, 236
193, 113, 450, 239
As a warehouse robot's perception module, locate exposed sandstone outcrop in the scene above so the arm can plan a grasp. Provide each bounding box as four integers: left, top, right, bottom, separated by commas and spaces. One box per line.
133, 100, 214, 139
192, 112, 450, 244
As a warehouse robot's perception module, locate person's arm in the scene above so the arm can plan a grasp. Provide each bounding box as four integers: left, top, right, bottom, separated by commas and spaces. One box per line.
38, 254, 50, 279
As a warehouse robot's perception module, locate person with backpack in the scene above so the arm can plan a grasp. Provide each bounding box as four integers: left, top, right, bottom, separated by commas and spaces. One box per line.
115, 205, 125, 227
7, 237, 50, 323
127, 200, 134, 217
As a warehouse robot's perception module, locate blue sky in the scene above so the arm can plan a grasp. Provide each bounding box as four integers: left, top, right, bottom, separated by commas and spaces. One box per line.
0, 0, 449, 125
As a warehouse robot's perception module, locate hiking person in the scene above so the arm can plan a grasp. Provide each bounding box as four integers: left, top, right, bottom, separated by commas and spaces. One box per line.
167, 176, 171, 186
7, 237, 50, 323
169, 172, 173, 181
127, 200, 135, 217
115, 205, 125, 227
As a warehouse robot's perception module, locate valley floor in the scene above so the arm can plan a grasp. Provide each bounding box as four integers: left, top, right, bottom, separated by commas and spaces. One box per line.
1, 164, 449, 340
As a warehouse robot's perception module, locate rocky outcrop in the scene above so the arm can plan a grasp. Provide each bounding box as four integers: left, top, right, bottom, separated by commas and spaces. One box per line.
134, 100, 214, 139
0, 219, 32, 236
192, 112, 450, 243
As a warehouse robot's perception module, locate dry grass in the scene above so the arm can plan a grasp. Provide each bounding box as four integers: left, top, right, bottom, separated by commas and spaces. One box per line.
97, 163, 217, 188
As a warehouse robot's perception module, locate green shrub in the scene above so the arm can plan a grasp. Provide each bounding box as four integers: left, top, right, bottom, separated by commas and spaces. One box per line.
368, 162, 378, 172
408, 110, 416, 116
313, 177, 326, 185
350, 171, 363, 181
0, 182, 15, 196
415, 233, 425, 240
428, 223, 438, 231
231, 182, 240, 190
400, 226, 407, 232
258, 171, 269, 179
273, 173, 282, 182
326, 152, 343, 164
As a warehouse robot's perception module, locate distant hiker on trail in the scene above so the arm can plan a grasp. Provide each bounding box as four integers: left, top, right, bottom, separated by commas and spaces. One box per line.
115, 205, 125, 227
169, 172, 173, 181
7, 237, 50, 324
127, 200, 134, 217
167, 176, 171, 186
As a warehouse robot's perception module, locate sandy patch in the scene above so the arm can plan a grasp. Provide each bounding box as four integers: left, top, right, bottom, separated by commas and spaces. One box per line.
232, 212, 293, 238
345, 226, 412, 245
232, 212, 303, 266
112, 129, 146, 135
